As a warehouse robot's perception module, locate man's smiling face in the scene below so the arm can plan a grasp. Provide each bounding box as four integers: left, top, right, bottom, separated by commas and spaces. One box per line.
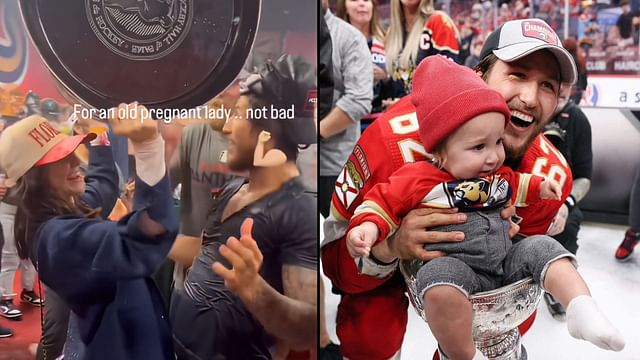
484, 50, 561, 158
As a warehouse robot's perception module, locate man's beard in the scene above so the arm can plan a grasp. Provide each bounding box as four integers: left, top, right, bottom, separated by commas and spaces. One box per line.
226, 150, 254, 172
505, 119, 548, 159
504, 137, 533, 159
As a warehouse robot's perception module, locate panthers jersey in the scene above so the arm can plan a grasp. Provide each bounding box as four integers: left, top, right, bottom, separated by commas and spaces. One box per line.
323, 96, 572, 247
516, 133, 573, 235
349, 161, 545, 245
325, 96, 424, 244
389, 11, 459, 97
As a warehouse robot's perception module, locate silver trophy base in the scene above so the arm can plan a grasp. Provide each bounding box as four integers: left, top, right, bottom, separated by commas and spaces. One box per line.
437, 329, 529, 360
399, 259, 542, 360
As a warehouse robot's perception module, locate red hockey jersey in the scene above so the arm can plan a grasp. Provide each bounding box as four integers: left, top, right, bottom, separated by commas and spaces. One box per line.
323, 96, 572, 291
349, 161, 546, 245
389, 11, 460, 97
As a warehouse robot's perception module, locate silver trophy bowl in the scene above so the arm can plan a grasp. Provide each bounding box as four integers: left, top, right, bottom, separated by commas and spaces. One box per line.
399, 258, 543, 360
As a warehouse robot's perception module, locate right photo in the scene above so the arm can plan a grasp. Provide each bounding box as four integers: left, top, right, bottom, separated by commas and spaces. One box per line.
318, 1, 640, 359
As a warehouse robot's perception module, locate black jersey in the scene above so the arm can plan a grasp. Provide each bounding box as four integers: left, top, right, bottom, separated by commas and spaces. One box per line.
170, 176, 317, 359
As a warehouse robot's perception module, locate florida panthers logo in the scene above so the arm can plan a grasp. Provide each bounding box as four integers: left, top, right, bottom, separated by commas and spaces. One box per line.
422, 176, 511, 210
86, 0, 193, 60
453, 181, 489, 204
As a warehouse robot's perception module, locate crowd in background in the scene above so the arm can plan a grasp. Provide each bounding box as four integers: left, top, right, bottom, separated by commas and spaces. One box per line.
329, 0, 639, 119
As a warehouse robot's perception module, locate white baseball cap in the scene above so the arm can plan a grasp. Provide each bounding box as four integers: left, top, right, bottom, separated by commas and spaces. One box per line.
480, 19, 577, 85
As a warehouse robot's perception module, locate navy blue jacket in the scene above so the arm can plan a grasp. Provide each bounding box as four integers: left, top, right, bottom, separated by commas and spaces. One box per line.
34, 147, 178, 360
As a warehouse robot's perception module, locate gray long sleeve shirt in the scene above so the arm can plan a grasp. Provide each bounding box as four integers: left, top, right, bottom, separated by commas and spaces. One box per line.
320, 11, 372, 176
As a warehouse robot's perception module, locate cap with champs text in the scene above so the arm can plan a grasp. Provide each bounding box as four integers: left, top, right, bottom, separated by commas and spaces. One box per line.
480, 18, 577, 85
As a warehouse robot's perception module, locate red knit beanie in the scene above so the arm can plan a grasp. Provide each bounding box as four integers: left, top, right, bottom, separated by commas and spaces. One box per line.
411, 56, 511, 153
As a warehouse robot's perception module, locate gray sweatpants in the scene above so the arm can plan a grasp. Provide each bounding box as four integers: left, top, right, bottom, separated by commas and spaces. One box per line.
417, 211, 575, 298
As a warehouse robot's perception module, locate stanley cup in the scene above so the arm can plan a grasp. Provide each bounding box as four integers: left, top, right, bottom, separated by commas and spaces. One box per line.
399, 258, 543, 360
19, 0, 260, 110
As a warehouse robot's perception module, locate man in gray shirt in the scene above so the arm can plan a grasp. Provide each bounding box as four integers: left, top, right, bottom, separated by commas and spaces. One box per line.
319, 0, 372, 218
168, 74, 248, 285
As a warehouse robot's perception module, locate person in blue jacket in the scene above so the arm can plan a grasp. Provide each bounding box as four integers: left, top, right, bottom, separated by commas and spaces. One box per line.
0, 103, 178, 360
16, 114, 121, 360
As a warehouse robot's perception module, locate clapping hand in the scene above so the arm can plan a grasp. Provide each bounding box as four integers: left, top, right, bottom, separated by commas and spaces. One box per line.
212, 218, 264, 303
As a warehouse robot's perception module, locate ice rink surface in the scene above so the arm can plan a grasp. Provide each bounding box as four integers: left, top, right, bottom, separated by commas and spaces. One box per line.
322, 222, 640, 360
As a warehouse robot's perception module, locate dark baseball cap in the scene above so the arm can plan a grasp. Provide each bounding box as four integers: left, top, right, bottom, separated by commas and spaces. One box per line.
480, 19, 577, 85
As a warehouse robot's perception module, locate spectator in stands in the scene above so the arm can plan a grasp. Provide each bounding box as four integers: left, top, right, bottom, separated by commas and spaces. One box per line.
384, 0, 459, 100
563, 37, 588, 104
319, 14, 334, 122
318, 0, 372, 218
616, 0, 636, 47
542, 84, 593, 320
464, 36, 484, 69
578, 3, 600, 54
337, 0, 392, 114
470, 2, 483, 24
457, 16, 478, 66
514, 0, 530, 19
615, 167, 640, 260
498, 3, 513, 25
535, 1, 558, 30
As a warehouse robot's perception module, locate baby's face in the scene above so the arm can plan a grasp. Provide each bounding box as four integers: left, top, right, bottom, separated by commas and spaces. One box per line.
441, 112, 506, 180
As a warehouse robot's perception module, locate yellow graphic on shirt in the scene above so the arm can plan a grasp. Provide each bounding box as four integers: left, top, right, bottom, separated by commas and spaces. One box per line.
454, 181, 489, 204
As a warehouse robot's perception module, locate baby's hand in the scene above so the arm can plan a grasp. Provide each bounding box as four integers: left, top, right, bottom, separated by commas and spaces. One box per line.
540, 179, 562, 200
346, 222, 379, 258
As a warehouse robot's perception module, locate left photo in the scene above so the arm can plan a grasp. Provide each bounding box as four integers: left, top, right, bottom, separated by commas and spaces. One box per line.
0, 1, 318, 359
